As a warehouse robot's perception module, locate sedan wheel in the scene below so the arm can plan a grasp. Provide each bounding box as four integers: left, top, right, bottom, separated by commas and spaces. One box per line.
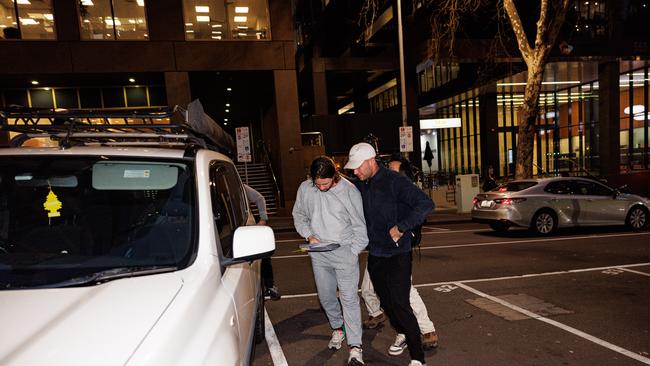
627, 207, 647, 230
532, 211, 556, 235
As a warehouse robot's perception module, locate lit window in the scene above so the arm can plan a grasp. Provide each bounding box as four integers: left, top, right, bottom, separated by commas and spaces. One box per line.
79, 0, 149, 40
183, 0, 270, 40
0, 0, 56, 40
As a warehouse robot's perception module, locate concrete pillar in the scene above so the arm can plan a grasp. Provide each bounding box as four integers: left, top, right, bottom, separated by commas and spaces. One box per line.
479, 85, 500, 178
270, 70, 303, 212
313, 70, 329, 116
598, 60, 620, 177
53, 0, 80, 41
165, 72, 192, 109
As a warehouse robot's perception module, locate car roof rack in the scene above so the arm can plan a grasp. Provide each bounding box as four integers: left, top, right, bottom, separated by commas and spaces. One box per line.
0, 104, 234, 154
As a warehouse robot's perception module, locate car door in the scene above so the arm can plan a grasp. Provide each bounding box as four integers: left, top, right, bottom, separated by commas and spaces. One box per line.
209, 161, 256, 355
574, 180, 627, 224
543, 180, 579, 226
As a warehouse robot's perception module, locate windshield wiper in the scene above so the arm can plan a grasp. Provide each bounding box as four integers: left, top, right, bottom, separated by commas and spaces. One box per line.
36, 266, 178, 288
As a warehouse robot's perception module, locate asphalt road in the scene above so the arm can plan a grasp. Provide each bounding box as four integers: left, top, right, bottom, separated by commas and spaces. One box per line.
252, 222, 650, 366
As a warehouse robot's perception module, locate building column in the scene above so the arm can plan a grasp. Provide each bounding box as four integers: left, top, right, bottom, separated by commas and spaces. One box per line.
598, 60, 620, 178
479, 85, 500, 178
165, 72, 192, 110
313, 69, 329, 115
266, 70, 303, 212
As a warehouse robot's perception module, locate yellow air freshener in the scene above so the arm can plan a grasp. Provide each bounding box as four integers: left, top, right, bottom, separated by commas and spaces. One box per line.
43, 188, 62, 218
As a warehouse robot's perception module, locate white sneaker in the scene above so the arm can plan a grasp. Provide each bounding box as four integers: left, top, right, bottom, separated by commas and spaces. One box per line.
388, 333, 407, 356
408, 361, 427, 366
348, 347, 364, 365
328, 328, 345, 350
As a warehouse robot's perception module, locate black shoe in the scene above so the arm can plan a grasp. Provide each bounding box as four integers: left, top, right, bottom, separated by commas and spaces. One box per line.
265, 286, 281, 301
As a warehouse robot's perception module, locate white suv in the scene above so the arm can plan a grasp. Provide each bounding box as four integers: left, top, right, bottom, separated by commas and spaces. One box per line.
0, 108, 275, 366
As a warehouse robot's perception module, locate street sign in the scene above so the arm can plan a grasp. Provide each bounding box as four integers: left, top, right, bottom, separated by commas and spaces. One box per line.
399, 126, 413, 152
236, 127, 252, 162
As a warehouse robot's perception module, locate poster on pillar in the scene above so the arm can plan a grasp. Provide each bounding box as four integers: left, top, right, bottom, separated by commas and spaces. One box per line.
399, 126, 413, 152
236, 127, 252, 162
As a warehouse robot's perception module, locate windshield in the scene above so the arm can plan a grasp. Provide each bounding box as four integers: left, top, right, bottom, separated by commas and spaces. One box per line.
0, 156, 195, 289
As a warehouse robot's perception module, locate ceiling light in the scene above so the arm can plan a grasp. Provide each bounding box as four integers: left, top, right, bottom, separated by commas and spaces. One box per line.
196, 15, 210, 22
211, 36, 221, 39
211, 30, 222, 34
195, 6, 210, 13
136, 0, 144, 6
235, 6, 249, 13
185, 22, 193, 26
44, 14, 53, 20
128, 78, 135, 83
226, 87, 232, 91
624, 105, 645, 115
185, 30, 194, 33
17, 0, 31, 4
234, 16, 247, 22
226, 103, 230, 107
236, 26, 247, 29
237, 32, 246, 36
105, 18, 121, 26
224, 118, 228, 121
44, 87, 50, 91
81, 0, 94, 5
31, 80, 39, 85
211, 24, 222, 28
225, 109, 229, 113
19, 18, 38, 25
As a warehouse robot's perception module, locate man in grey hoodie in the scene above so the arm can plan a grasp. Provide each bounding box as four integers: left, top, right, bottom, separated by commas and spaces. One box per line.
293, 156, 368, 366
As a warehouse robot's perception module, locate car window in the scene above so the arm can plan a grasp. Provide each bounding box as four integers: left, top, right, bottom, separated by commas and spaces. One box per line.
573, 180, 613, 196
0, 156, 195, 289
544, 180, 574, 195
209, 162, 248, 258
491, 181, 537, 192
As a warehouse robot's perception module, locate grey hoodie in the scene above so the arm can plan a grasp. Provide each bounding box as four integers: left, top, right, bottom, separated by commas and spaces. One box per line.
292, 177, 368, 256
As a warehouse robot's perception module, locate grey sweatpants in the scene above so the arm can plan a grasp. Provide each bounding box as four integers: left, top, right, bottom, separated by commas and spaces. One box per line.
310, 246, 362, 347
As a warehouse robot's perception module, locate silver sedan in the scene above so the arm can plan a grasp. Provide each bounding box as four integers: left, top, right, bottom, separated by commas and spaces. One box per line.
471, 177, 650, 234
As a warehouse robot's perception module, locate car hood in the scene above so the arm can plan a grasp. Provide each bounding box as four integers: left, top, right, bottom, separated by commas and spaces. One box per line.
0, 273, 183, 366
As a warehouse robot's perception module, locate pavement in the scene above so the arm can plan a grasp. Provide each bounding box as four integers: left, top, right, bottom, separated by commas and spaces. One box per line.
268, 206, 471, 232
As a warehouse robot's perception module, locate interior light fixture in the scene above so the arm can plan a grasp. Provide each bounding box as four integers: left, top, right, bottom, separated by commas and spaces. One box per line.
185, 30, 194, 33
19, 18, 39, 25
211, 36, 221, 39
237, 32, 246, 36
31, 80, 39, 85
17, 0, 31, 4
44, 87, 50, 91
185, 22, 193, 26
136, 0, 144, 6
224, 122, 228, 125
225, 109, 229, 113
235, 6, 249, 13
224, 118, 228, 122
128, 78, 135, 83
196, 15, 210, 22
236, 25, 248, 29
226, 87, 232, 91
226, 103, 230, 107
211, 31, 222, 34
211, 24, 222, 28
624, 105, 645, 116
195, 6, 210, 13
234, 16, 247, 22
80, 0, 94, 5
497, 81, 581, 86
43, 14, 53, 20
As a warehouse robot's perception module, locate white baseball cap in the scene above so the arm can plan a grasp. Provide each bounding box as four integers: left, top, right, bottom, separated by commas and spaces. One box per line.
344, 142, 376, 169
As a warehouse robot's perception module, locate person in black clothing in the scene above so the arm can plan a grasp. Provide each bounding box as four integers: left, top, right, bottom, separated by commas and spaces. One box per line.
345, 143, 434, 366
482, 165, 497, 192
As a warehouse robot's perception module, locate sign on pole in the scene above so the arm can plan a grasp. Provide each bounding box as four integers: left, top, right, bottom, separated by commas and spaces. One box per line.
399, 126, 413, 152
236, 127, 252, 162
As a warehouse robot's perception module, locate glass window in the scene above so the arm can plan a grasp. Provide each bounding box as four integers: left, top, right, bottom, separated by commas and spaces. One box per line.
79, 0, 148, 40
544, 180, 573, 195
0, 0, 56, 40
209, 162, 247, 258
183, 0, 270, 40
493, 181, 537, 192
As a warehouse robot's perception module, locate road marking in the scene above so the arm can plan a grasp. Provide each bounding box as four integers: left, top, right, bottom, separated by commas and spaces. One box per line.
264, 308, 288, 366
272, 231, 650, 259
455, 282, 650, 365
277, 262, 650, 299
422, 226, 450, 231
619, 267, 650, 277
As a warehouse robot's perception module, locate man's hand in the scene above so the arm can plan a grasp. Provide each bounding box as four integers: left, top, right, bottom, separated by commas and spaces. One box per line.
389, 225, 403, 243
308, 235, 320, 244
257, 220, 267, 226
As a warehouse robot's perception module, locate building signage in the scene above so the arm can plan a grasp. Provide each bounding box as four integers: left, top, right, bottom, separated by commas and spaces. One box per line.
420, 117, 462, 129
236, 127, 252, 162
399, 126, 413, 152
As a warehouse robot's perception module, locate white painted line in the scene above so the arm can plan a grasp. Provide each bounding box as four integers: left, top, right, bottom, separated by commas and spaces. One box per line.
455, 282, 650, 365
619, 267, 650, 277
264, 307, 289, 366
413, 262, 650, 288
273, 231, 650, 259
422, 226, 450, 231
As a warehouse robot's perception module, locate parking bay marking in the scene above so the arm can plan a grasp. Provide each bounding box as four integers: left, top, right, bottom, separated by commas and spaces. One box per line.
264, 308, 289, 366
619, 267, 650, 277
273, 231, 650, 259
455, 282, 650, 365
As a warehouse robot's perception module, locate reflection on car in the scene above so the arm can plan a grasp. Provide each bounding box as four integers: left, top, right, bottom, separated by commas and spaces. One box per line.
472, 177, 650, 234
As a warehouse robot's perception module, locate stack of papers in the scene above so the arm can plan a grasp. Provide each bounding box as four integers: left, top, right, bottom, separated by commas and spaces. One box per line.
298, 242, 341, 252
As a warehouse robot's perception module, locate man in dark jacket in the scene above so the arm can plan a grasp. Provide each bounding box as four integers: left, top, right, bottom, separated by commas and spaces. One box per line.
345, 143, 434, 366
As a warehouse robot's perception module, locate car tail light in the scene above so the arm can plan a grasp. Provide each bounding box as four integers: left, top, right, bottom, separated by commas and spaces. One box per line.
494, 198, 526, 205
498, 187, 508, 192
472, 197, 478, 205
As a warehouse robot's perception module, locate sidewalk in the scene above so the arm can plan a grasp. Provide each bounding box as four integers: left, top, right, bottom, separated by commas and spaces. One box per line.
268, 206, 472, 232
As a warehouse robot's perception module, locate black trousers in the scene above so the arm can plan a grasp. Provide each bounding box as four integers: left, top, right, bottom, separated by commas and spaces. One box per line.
261, 257, 274, 289
368, 252, 424, 363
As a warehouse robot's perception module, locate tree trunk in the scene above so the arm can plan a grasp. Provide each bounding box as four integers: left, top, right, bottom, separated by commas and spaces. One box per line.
515, 60, 545, 179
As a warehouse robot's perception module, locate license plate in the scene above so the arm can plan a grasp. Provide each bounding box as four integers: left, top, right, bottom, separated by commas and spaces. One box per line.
480, 200, 493, 208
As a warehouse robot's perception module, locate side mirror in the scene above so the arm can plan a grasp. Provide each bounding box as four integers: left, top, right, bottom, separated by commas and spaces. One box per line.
618, 184, 632, 194
228, 225, 275, 264
612, 189, 620, 198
